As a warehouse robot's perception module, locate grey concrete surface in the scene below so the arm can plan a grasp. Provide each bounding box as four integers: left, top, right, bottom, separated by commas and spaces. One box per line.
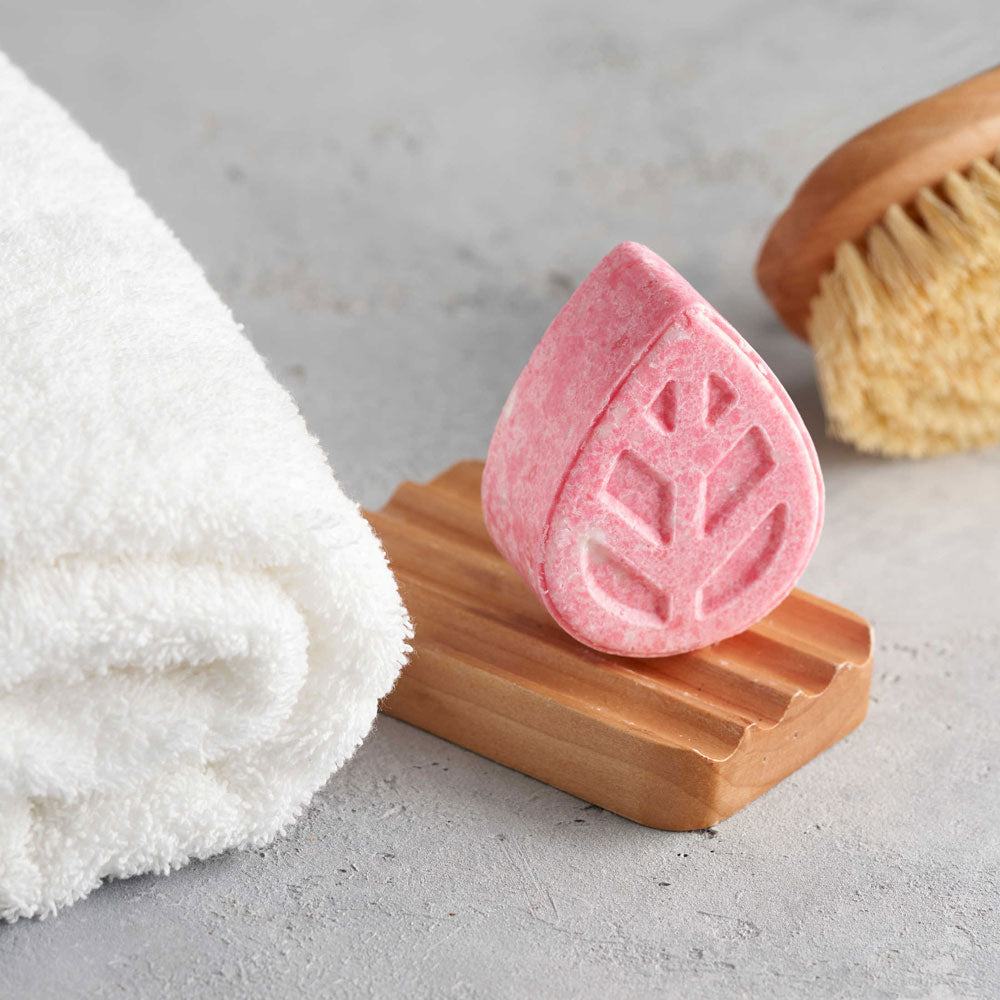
1, 1, 999, 997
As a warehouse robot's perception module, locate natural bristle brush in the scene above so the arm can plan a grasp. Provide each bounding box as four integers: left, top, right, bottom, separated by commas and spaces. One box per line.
756, 66, 1000, 458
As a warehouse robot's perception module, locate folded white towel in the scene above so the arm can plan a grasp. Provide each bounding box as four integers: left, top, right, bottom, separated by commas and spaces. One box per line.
0, 54, 410, 921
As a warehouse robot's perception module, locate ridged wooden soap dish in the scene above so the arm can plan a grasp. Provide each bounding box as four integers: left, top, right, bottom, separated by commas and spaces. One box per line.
365, 460, 873, 830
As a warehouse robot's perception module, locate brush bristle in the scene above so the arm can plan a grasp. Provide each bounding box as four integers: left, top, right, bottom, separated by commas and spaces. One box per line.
807, 151, 1000, 457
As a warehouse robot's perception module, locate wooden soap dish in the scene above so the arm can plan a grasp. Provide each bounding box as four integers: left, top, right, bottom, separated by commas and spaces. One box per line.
365, 461, 873, 830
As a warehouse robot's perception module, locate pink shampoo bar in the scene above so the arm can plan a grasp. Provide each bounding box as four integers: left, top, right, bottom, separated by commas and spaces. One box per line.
482, 243, 824, 658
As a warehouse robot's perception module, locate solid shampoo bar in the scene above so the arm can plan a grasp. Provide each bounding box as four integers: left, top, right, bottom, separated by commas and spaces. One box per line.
482, 242, 824, 658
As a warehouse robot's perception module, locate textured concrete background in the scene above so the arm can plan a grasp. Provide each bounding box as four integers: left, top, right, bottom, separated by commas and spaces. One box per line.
1, 1, 999, 997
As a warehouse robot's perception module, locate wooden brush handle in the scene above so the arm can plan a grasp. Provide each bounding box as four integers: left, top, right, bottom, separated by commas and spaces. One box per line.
757, 65, 1000, 338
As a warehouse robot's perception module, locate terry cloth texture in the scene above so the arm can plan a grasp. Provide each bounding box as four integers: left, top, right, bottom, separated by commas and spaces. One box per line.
0, 53, 410, 921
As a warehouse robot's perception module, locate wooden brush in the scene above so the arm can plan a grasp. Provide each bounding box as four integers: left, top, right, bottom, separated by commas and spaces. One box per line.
757, 67, 1000, 457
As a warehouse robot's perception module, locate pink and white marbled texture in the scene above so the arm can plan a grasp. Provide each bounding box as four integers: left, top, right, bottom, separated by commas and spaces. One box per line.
482, 242, 823, 658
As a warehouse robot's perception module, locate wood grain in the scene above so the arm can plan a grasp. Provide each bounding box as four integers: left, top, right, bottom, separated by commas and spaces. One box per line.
757, 65, 1000, 337
366, 460, 873, 830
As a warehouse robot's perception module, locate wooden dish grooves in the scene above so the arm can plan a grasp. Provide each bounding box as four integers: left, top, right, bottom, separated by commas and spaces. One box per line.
365, 460, 873, 830
757, 65, 1000, 338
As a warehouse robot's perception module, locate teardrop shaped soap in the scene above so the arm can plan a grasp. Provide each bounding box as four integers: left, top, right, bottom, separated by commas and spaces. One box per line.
482, 242, 824, 658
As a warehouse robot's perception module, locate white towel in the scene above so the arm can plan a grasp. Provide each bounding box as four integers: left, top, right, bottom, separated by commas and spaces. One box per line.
0, 54, 410, 921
